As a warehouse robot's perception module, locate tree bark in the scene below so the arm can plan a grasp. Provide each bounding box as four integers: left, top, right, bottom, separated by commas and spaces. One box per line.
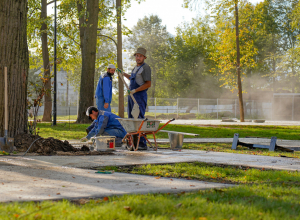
41, 0, 52, 122
235, 1, 245, 122
0, 0, 29, 137
117, 0, 124, 117
76, 0, 99, 123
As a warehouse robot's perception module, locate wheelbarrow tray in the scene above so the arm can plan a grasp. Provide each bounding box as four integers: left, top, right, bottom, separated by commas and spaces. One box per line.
117, 118, 161, 133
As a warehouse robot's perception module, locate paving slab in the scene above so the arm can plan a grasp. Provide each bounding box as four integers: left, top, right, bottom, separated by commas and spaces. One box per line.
3, 149, 300, 171
0, 156, 231, 202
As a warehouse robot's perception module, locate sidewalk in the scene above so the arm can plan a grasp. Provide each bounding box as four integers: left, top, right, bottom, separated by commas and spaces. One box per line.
1, 149, 299, 202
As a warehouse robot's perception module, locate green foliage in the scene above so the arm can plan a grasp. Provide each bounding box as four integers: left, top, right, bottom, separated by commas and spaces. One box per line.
166, 18, 222, 98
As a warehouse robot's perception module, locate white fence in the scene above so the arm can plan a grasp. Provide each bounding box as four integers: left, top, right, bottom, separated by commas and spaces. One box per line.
35, 97, 274, 120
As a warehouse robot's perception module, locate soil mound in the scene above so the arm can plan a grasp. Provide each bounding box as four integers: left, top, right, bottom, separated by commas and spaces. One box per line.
14, 133, 90, 155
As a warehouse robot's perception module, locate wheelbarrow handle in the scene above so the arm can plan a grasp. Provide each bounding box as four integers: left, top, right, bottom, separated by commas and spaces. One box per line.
156, 118, 175, 132
138, 118, 148, 131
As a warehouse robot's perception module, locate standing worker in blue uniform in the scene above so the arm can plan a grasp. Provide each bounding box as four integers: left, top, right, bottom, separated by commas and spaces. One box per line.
95, 64, 116, 112
80, 106, 127, 146
123, 48, 151, 150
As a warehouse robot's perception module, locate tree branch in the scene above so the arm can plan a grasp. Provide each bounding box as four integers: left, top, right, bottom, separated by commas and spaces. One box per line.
97, 34, 118, 48
63, 31, 80, 46
47, 0, 55, 5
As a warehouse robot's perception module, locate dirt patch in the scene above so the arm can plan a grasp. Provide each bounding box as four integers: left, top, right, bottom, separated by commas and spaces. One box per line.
14, 133, 113, 156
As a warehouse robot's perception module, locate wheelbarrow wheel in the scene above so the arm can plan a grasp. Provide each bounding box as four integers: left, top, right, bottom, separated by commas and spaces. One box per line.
126, 135, 137, 151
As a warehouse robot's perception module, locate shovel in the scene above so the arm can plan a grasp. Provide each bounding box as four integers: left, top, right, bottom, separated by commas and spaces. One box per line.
116, 68, 140, 120
0, 67, 14, 153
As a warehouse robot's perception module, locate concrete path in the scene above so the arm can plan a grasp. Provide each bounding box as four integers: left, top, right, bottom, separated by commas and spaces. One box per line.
1, 148, 300, 202
4, 149, 300, 171
160, 119, 300, 126
0, 156, 231, 202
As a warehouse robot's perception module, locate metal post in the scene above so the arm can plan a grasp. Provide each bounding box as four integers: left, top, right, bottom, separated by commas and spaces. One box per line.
198, 99, 199, 115
53, 0, 57, 125
155, 98, 157, 119
292, 95, 295, 121
177, 98, 179, 119
235, 99, 237, 118
69, 106, 70, 130
217, 98, 219, 119
77, 93, 79, 116
271, 96, 273, 120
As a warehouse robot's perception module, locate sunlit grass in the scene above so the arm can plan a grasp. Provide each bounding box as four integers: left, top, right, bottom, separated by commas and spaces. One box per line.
35, 122, 300, 141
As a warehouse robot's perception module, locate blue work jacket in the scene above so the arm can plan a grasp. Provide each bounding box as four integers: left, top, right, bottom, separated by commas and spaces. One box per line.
95, 72, 112, 104
86, 110, 125, 140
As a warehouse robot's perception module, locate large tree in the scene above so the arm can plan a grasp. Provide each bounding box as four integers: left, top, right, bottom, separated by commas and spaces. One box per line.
127, 15, 170, 98
0, 0, 29, 137
76, 0, 100, 123
184, 0, 246, 121
41, 0, 52, 122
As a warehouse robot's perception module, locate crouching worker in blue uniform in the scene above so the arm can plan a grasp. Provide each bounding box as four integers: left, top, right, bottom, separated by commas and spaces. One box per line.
80, 106, 127, 147
95, 64, 115, 112
122, 47, 151, 150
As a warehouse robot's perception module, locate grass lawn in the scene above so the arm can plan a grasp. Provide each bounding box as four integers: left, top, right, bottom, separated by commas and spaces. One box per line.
36, 122, 300, 141
2, 163, 300, 219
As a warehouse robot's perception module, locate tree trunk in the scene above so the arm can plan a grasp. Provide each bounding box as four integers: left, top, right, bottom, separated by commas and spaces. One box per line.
151, 67, 156, 98
235, 2, 245, 122
117, 0, 124, 117
76, 0, 99, 123
0, 0, 29, 137
41, 0, 52, 122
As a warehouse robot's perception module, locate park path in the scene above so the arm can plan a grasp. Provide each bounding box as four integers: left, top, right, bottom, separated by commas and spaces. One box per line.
1, 149, 300, 202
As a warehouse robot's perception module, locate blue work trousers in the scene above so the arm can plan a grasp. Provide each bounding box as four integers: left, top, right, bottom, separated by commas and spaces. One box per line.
96, 97, 111, 112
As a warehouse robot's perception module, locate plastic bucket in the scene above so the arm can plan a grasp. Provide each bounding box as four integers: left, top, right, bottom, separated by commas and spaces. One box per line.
94, 136, 115, 151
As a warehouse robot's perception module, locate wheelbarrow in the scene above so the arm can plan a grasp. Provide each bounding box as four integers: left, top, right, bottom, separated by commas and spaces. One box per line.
117, 118, 175, 151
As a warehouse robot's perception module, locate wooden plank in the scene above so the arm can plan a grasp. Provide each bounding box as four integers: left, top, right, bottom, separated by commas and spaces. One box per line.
159, 130, 199, 136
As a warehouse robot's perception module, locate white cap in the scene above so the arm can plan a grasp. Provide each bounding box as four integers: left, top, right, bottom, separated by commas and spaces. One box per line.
107, 64, 116, 69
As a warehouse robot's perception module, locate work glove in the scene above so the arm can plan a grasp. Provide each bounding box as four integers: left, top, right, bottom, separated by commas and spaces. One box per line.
130, 89, 136, 95
80, 137, 88, 142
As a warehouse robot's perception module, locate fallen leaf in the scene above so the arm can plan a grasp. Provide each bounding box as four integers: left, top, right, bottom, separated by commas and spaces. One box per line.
103, 197, 109, 201
174, 203, 182, 208
171, 187, 177, 189
155, 177, 161, 179
190, 185, 195, 187
124, 206, 132, 211
72, 176, 75, 178
170, 179, 173, 181
199, 217, 207, 220
56, 193, 61, 195
79, 199, 89, 205
13, 214, 20, 218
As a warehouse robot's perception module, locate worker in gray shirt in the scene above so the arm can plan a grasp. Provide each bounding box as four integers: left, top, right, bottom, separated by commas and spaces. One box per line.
123, 47, 151, 149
